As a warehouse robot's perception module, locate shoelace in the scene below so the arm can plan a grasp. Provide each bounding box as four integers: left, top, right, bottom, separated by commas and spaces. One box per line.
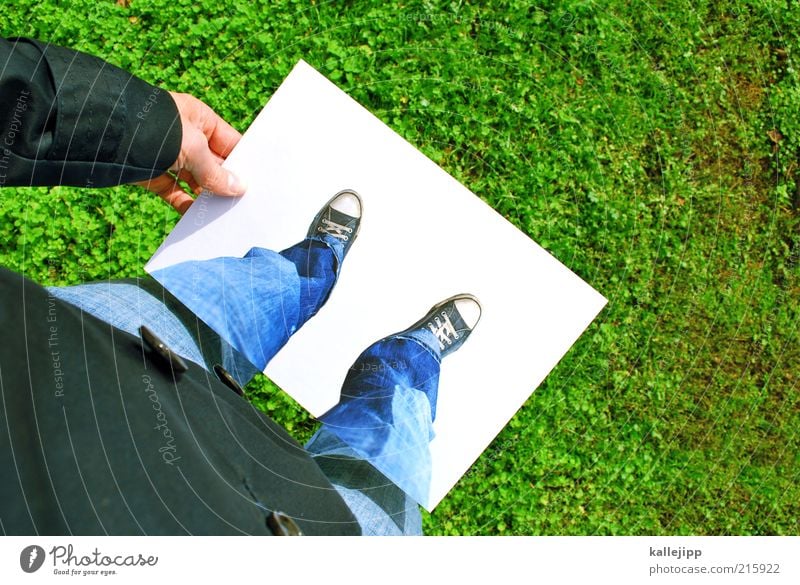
317, 217, 353, 241
427, 311, 460, 350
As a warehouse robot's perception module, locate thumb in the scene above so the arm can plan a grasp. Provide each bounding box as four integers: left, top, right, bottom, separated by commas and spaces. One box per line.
190, 146, 247, 196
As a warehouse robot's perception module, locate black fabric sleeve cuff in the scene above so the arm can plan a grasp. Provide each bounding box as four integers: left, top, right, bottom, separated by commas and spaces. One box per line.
0, 38, 181, 188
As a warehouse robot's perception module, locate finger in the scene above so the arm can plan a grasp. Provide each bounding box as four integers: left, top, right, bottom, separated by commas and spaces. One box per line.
206, 112, 242, 158
160, 189, 195, 215
177, 169, 202, 194
188, 142, 246, 196
137, 173, 195, 214
135, 173, 177, 196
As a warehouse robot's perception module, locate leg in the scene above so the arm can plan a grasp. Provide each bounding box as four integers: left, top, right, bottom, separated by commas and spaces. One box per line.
316, 329, 442, 508
45, 279, 262, 382
47, 236, 341, 388
306, 428, 424, 535
45, 282, 208, 367
311, 294, 482, 517
278, 237, 343, 326
48, 187, 362, 384
145, 189, 360, 377
147, 235, 343, 374
148, 249, 301, 372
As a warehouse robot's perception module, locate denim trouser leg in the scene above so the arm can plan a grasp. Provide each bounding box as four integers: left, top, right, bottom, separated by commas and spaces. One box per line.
314, 328, 442, 507
146, 236, 342, 375
48, 238, 342, 384
305, 428, 424, 535
278, 238, 343, 326
44, 282, 210, 368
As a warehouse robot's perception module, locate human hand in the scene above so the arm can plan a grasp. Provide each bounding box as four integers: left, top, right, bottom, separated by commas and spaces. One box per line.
136, 91, 246, 214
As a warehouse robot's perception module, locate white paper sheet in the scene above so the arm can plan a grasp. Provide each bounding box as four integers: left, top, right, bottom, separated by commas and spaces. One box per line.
146, 60, 607, 510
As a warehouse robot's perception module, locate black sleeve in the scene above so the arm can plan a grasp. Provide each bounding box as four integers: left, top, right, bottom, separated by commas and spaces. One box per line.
0, 37, 181, 188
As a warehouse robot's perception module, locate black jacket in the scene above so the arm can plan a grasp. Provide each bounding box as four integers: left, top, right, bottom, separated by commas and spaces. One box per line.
0, 38, 360, 535
0, 37, 179, 187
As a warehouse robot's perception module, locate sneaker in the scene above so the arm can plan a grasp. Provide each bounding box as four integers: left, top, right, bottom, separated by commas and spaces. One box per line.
307, 189, 362, 259
399, 294, 481, 358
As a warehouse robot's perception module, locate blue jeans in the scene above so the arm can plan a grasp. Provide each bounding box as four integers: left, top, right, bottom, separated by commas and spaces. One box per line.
315, 329, 441, 506
47, 234, 430, 535
151, 237, 344, 375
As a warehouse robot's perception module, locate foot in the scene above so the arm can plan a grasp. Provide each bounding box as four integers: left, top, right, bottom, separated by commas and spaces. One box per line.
307, 189, 362, 259
399, 294, 482, 358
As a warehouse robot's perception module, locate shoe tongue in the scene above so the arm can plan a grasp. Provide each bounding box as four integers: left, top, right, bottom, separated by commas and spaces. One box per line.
327, 206, 356, 227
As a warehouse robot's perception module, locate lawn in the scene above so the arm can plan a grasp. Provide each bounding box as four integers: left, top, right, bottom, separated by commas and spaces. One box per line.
1, 0, 797, 534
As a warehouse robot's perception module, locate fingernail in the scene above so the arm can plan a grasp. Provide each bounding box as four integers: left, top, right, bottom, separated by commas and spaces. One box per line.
227, 172, 247, 194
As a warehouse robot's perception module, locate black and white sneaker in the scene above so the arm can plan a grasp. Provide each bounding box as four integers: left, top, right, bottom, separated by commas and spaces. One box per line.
399, 294, 482, 358
307, 189, 362, 259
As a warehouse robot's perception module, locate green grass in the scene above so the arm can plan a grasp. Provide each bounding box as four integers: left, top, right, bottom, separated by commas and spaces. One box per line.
2, 0, 798, 534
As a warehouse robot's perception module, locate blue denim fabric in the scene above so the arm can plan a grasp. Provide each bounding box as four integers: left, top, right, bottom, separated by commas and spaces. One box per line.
149, 236, 343, 374
47, 279, 263, 386
45, 282, 208, 367
305, 427, 423, 535
318, 329, 442, 507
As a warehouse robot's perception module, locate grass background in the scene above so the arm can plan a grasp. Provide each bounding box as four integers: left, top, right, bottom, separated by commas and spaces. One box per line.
1, 0, 798, 535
